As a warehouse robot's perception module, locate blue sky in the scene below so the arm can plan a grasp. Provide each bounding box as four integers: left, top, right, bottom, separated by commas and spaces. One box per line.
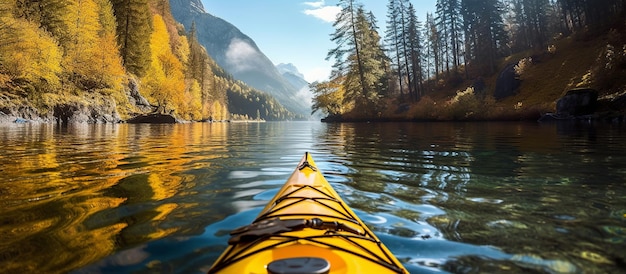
201, 0, 437, 83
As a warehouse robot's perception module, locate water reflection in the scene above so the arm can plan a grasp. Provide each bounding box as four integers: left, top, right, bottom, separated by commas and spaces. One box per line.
1, 123, 233, 273
315, 122, 626, 273
1, 122, 625, 273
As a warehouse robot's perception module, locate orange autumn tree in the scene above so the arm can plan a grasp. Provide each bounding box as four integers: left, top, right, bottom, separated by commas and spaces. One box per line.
63, 0, 125, 92
62, 0, 100, 86
0, 2, 62, 93
91, 0, 126, 92
184, 80, 203, 120
143, 14, 185, 115
211, 100, 228, 121
0, 0, 125, 102
311, 77, 350, 116
1, 0, 230, 121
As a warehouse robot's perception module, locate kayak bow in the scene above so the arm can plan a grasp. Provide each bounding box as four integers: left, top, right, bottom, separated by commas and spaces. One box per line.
208, 152, 408, 274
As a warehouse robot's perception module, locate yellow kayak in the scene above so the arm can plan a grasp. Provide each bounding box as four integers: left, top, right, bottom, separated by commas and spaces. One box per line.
208, 152, 408, 273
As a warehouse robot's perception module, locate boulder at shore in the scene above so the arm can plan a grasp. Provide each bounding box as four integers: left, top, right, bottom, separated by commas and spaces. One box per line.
126, 113, 178, 124
538, 88, 600, 122
556, 88, 598, 116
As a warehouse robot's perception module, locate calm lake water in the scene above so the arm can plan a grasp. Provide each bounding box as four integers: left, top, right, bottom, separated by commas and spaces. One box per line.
1, 121, 625, 273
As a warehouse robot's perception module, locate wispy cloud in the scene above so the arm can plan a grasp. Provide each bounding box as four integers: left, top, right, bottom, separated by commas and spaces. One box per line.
303, 0, 325, 8
302, 1, 340, 23
295, 86, 313, 107
225, 38, 263, 72
303, 66, 330, 83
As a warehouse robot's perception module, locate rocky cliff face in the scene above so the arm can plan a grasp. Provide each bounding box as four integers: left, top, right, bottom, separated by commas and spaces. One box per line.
0, 93, 121, 124
170, 0, 310, 117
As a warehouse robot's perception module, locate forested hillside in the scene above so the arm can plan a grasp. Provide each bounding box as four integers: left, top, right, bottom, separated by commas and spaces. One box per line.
169, 0, 309, 119
313, 0, 626, 121
0, 0, 294, 123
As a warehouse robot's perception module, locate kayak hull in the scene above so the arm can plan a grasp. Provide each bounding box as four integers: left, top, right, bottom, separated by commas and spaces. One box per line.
209, 153, 407, 274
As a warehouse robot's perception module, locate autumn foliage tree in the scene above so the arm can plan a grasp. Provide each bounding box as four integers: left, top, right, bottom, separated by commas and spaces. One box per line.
91, 0, 126, 93
143, 14, 185, 115
0, 0, 241, 121
311, 78, 348, 116
63, 0, 126, 92
0, 2, 63, 94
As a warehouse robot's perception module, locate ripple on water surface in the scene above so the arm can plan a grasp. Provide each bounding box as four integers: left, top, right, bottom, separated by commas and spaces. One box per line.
2, 122, 626, 274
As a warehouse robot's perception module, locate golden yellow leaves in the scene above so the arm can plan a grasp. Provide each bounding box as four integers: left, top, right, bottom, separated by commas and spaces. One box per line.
0, 16, 62, 87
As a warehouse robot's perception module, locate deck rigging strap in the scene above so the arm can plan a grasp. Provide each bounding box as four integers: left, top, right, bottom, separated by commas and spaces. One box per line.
228, 217, 363, 244
212, 232, 404, 274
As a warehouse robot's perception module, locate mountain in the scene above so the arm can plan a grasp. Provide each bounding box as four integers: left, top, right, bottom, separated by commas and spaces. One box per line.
169, 0, 310, 117
276, 63, 305, 80
276, 63, 313, 114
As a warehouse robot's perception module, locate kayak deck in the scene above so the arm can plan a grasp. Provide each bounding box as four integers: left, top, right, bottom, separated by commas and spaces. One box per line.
208, 152, 408, 273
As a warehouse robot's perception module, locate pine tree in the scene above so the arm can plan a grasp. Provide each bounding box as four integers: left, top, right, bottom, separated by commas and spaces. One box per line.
406, 3, 424, 100
461, 0, 507, 74
328, 0, 361, 79
327, 0, 364, 109
187, 22, 206, 86
558, 0, 622, 31
507, 0, 550, 50
361, 10, 388, 103
385, 0, 405, 97
436, 0, 463, 75
327, 0, 387, 113
385, 0, 420, 99
111, 0, 152, 77
425, 13, 441, 80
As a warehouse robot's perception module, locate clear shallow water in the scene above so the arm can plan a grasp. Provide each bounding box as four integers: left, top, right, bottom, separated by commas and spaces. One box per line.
1, 122, 625, 273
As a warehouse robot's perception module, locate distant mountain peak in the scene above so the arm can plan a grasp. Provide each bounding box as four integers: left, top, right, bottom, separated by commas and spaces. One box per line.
169, 0, 206, 15
276, 63, 305, 79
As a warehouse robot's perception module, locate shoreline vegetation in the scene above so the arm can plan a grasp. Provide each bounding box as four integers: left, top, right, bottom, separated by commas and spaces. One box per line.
315, 30, 626, 124
309, 1, 626, 124
0, 0, 297, 125
3, 24, 625, 126
1, 1, 625, 125
0, 111, 266, 125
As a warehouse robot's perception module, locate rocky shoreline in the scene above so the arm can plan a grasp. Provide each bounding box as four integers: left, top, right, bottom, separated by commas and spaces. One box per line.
0, 78, 181, 124
3, 88, 626, 125
0, 101, 121, 124
0, 107, 184, 124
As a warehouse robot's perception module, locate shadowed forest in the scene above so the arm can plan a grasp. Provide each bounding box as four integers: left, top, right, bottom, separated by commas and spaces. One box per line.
312, 0, 626, 121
